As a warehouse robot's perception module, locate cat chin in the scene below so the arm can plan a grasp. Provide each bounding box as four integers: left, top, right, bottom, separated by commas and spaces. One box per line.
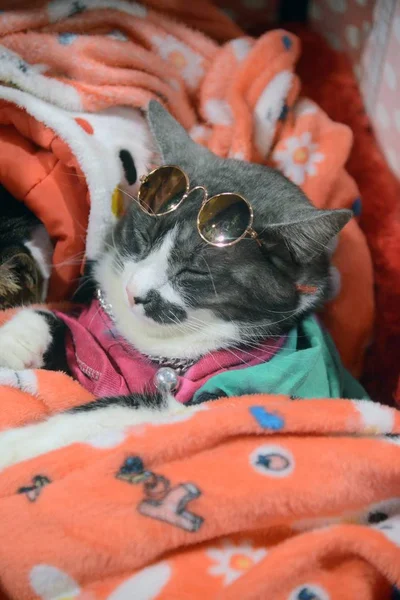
112, 308, 239, 359
94, 254, 240, 359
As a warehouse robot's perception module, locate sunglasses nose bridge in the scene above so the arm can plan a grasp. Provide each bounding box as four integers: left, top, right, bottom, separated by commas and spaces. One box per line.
186, 185, 208, 201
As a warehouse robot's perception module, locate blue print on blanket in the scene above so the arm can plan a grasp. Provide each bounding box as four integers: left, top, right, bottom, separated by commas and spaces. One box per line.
282, 35, 293, 50
352, 197, 362, 217
279, 103, 289, 122
289, 585, 330, 600
249, 406, 284, 430
58, 32, 79, 45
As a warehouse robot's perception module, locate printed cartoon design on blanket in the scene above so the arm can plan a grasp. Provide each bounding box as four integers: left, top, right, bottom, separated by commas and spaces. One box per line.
17, 475, 51, 502
0, 395, 398, 596
250, 444, 295, 478
249, 406, 285, 430
117, 456, 204, 532
289, 585, 329, 600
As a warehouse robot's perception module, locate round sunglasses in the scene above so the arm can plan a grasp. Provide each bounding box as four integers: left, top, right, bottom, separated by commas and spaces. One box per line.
137, 165, 262, 248
136, 165, 317, 296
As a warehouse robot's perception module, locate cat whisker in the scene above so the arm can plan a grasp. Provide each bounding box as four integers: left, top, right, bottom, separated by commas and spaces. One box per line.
203, 349, 225, 370
221, 346, 252, 367
200, 256, 218, 299
188, 312, 299, 332
53, 251, 86, 268
164, 314, 196, 336
109, 230, 126, 273
87, 303, 103, 329
72, 277, 93, 299
116, 186, 140, 205
59, 170, 86, 179
297, 229, 336, 255
0, 254, 23, 269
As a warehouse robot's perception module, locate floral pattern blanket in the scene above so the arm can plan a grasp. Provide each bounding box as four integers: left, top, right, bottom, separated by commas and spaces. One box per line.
0, 2, 385, 599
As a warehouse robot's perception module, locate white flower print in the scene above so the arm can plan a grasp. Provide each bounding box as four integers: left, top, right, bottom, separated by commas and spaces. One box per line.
273, 132, 324, 185
293, 98, 318, 117
229, 38, 252, 62
107, 562, 172, 600
372, 514, 400, 548
351, 399, 395, 434
204, 99, 233, 126
229, 150, 245, 160
206, 539, 267, 585
189, 124, 212, 142
29, 565, 80, 600
151, 35, 204, 90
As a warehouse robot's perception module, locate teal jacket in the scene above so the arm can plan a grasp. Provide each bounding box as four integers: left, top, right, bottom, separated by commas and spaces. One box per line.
194, 316, 368, 402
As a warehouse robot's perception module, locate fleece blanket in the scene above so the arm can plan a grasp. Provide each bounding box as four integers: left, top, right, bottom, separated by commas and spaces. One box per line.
0, 374, 400, 599
0, 0, 373, 376
0, 3, 389, 598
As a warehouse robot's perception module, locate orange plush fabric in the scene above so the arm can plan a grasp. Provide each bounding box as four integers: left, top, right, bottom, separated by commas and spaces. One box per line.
0, 104, 89, 301
0, 6, 393, 598
0, 381, 399, 598
0, 2, 374, 375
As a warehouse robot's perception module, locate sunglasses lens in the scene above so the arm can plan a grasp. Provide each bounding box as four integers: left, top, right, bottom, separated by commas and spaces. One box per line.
198, 194, 252, 246
139, 166, 187, 215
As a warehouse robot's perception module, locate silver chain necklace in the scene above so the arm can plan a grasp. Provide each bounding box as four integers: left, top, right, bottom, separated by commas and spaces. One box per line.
96, 288, 197, 375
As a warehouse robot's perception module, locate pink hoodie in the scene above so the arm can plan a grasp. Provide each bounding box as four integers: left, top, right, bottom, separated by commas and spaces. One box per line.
57, 301, 285, 403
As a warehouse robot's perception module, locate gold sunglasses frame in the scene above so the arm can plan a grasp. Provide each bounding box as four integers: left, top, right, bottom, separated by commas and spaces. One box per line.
136, 165, 317, 296
138, 165, 261, 248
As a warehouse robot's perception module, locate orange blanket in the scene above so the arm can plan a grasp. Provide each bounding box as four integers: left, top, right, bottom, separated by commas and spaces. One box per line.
0, 4, 385, 598
0, 374, 399, 599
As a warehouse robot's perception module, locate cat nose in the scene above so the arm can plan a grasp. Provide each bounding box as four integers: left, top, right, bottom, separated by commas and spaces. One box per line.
133, 295, 148, 305
126, 285, 150, 307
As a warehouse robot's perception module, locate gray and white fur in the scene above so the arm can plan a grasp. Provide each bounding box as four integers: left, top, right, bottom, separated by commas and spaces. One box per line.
0, 101, 352, 470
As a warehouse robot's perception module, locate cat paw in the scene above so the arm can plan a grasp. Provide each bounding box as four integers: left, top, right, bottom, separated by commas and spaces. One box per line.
0, 310, 52, 370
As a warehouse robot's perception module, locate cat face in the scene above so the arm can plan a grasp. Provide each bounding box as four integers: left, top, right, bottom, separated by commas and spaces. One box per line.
94, 102, 351, 358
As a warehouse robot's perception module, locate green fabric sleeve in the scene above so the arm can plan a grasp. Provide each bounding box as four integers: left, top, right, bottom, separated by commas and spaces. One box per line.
193, 316, 369, 402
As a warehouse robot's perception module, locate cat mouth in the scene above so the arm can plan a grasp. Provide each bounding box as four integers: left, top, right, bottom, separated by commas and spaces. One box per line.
129, 304, 188, 328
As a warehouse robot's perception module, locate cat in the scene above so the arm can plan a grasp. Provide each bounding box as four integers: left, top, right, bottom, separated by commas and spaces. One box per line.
0, 184, 52, 310
0, 101, 351, 470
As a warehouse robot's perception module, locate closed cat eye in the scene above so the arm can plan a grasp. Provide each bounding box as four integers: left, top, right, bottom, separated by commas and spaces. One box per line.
137, 165, 258, 248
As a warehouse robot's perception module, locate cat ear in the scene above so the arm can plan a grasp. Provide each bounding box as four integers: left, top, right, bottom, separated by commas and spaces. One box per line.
267, 208, 352, 263
147, 100, 205, 164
